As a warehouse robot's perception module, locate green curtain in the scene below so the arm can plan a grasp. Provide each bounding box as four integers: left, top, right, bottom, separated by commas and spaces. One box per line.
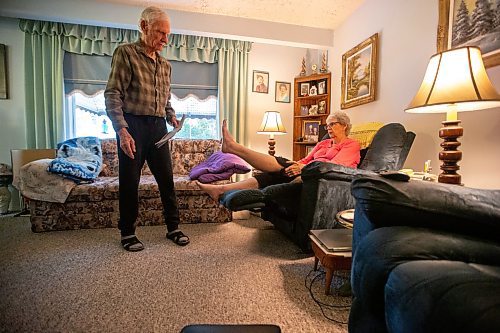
217, 40, 252, 145
19, 19, 252, 147
22, 25, 64, 148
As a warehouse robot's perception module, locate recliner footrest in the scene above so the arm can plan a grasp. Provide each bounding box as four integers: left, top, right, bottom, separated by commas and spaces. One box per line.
219, 189, 266, 211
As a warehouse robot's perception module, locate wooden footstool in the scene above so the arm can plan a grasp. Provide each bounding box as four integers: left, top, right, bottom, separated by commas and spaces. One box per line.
309, 229, 352, 295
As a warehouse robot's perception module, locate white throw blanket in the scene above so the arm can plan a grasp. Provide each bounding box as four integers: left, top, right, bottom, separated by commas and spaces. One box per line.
14, 159, 76, 203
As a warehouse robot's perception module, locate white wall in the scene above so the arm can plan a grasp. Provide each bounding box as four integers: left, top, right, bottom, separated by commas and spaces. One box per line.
331, 0, 500, 189
0, 17, 27, 164
247, 43, 308, 160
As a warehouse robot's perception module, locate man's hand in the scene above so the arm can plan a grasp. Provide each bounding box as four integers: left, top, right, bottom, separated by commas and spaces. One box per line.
284, 162, 305, 177
118, 128, 136, 159
170, 115, 180, 128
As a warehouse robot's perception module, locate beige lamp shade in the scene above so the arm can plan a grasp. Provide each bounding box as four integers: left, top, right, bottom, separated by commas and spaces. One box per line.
405, 46, 500, 114
257, 111, 287, 135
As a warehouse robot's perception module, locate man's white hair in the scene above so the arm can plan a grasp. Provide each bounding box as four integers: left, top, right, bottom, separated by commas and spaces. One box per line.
139, 6, 170, 31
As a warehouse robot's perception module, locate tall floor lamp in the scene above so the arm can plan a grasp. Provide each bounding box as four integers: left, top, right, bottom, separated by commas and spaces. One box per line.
405, 46, 500, 185
257, 111, 286, 156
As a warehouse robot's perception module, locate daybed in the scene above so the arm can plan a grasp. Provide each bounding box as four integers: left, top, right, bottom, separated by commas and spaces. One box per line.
17, 138, 232, 232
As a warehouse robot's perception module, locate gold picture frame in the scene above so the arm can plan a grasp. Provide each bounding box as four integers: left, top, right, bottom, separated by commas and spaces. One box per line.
341, 33, 378, 109
0, 44, 8, 100
438, 0, 500, 68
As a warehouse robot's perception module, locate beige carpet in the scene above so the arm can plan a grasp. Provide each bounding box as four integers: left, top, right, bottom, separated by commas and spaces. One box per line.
0, 215, 350, 333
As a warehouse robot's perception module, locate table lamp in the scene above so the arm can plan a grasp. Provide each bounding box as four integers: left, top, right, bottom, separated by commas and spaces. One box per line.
405, 46, 500, 185
257, 111, 287, 156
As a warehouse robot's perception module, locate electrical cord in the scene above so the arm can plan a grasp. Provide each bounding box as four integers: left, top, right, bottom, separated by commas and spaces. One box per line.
305, 268, 352, 325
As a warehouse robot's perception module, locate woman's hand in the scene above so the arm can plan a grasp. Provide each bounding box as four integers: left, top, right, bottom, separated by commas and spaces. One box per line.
284, 162, 305, 177
118, 128, 136, 159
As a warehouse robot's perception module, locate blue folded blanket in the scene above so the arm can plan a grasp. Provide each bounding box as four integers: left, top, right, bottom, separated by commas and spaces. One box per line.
48, 136, 103, 183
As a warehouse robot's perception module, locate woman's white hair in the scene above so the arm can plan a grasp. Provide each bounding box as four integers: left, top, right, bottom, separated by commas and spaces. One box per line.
139, 6, 170, 31
326, 111, 352, 135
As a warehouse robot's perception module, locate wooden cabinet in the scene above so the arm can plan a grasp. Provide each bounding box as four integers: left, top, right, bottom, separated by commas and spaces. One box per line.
293, 72, 331, 160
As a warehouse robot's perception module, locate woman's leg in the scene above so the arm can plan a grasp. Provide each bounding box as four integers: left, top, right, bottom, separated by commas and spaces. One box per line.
197, 177, 259, 202
221, 120, 285, 172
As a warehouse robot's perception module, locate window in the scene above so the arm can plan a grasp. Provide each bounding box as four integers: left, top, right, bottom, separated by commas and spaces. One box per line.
65, 92, 115, 139
168, 94, 218, 139
63, 53, 218, 140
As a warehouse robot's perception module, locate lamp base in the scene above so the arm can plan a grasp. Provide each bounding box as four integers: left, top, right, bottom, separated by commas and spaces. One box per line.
268, 138, 276, 156
438, 120, 463, 185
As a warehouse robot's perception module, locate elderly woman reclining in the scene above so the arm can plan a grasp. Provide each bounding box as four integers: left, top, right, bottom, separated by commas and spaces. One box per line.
197, 111, 361, 201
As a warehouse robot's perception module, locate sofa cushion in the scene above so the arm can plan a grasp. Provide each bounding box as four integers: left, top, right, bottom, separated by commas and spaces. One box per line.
67, 175, 230, 202
385, 260, 500, 333
170, 139, 222, 175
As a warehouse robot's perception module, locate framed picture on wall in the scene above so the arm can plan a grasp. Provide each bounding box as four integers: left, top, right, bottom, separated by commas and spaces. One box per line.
340, 33, 378, 109
437, 0, 500, 68
275, 81, 291, 103
341, 33, 378, 109
0, 44, 8, 99
252, 70, 269, 93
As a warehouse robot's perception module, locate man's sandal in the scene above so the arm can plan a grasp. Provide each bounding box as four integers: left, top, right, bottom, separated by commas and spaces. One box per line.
121, 235, 144, 252
167, 230, 190, 246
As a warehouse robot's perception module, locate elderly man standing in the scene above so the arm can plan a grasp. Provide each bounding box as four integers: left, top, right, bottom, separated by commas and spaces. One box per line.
105, 6, 189, 251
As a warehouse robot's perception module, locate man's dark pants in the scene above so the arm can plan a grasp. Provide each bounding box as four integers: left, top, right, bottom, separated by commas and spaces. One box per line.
117, 113, 180, 237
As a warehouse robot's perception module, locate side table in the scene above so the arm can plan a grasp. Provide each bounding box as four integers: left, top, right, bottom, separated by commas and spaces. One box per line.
309, 229, 352, 295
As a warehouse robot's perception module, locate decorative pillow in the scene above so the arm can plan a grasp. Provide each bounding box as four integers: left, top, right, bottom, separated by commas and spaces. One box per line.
350, 122, 384, 149
189, 151, 251, 183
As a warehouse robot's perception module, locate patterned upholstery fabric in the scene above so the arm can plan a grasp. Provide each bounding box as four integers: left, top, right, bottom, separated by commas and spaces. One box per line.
350, 122, 384, 149
29, 138, 232, 232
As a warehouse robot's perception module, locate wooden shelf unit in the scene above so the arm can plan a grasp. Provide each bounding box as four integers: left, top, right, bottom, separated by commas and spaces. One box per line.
293, 72, 331, 160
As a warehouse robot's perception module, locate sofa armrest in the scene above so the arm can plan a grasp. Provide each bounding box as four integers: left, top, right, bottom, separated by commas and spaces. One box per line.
351, 175, 500, 243
301, 161, 378, 182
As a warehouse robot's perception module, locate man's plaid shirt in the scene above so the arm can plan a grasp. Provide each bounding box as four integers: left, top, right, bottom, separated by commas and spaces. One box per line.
104, 40, 175, 132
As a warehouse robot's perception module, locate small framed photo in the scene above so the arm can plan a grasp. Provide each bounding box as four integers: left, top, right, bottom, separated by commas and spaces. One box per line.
275, 81, 291, 103
318, 99, 327, 114
309, 85, 318, 96
303, 120, 321, 143
308, 104, 318, 115
252, 70, 269, 93
306, 146, 314, 156
300, 105, 309, 116
318, 80, 326, 95
299, 82, 310, 96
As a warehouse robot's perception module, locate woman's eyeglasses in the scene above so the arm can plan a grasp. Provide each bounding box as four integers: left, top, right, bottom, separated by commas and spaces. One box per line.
324, 122, 341, 130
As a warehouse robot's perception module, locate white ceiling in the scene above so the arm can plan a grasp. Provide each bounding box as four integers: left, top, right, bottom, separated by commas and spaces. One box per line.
95, 0, 365, 30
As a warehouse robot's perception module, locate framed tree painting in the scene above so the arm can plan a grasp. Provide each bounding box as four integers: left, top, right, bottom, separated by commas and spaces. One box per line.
341, 33, 378, 109
438, 0, 500, 68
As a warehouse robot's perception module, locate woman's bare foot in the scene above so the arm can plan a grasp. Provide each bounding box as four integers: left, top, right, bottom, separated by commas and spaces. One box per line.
221, 119, 237, 154
196, 181, 225, 202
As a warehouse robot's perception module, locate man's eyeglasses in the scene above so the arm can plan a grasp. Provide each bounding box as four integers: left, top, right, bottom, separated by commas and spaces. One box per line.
324, 122, 341, 130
